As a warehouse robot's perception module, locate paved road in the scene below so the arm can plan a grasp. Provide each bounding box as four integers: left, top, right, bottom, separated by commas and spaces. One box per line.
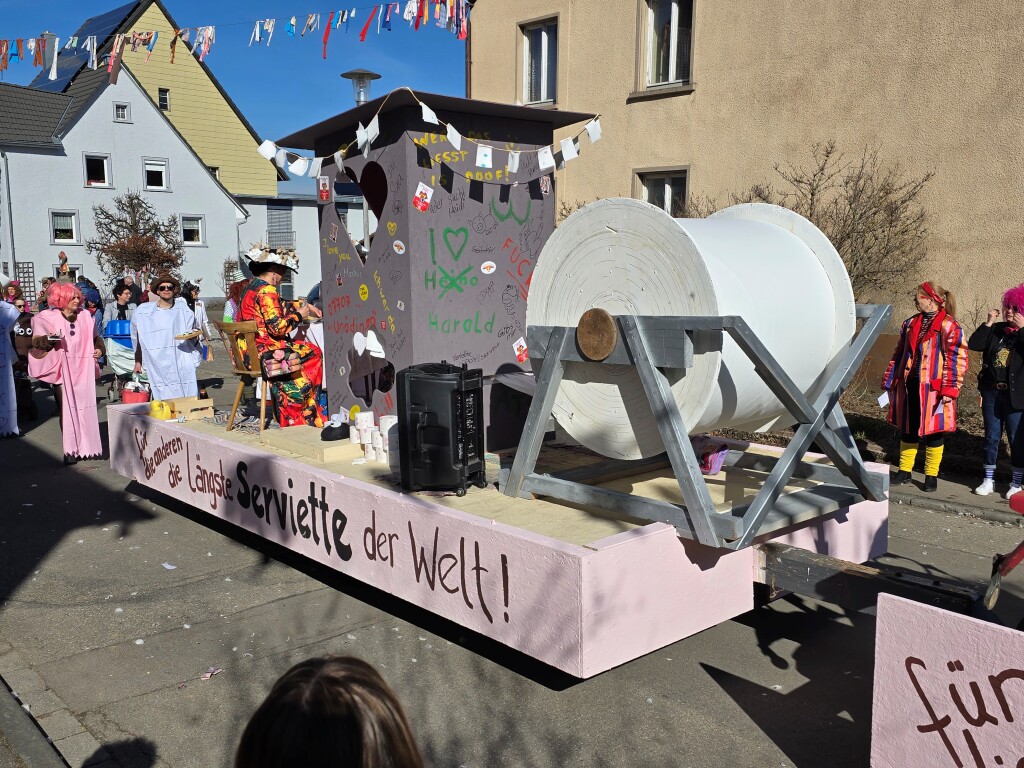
1, 362, 1022, 767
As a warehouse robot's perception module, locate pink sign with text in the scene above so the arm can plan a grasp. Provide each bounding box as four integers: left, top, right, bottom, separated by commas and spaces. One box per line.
872, 594, 1024, 768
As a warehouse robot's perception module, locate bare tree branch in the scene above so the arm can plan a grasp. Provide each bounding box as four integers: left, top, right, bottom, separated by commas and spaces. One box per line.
85, 190, 185, 282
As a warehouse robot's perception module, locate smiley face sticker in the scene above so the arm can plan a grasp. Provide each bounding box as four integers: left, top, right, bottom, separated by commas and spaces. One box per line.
358, 284, 369, 301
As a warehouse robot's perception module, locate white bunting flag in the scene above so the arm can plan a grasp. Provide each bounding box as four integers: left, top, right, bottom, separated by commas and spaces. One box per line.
560, 137, 579, 161
366, 115, 380, 145
537, 145, 555, 170
355, 122, 368, 150
585, 118, 602, 144
333, 150, 345, 167
274, 148, 289, 168
507, 150, 520, 173
308, 157, 323, 178
476, 144, 492, 169
257, 139, 277, 160
421, 102, 439, 125
288, 156, 310, 176
446, 123, 462, 151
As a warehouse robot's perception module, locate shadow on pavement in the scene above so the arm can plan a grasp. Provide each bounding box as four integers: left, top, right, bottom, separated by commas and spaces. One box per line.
81, 737, 157, 768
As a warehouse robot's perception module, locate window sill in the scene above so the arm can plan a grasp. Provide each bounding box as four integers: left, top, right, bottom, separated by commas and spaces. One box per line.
85, 183, 112, 189
144, 187, 171, 193
626, 82, 695, 104
183, 242, 207, 248
51, 240, 81, 246
523, 100, 558, 110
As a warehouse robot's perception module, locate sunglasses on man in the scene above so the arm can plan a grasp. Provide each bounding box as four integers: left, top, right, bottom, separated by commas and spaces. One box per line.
157, 284, 175, 291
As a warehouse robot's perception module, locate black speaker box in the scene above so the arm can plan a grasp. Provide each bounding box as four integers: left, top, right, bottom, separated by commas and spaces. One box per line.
396, 362, 487, 496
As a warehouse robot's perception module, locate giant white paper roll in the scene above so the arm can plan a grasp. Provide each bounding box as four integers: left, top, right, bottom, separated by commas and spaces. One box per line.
526, 199, 855, 460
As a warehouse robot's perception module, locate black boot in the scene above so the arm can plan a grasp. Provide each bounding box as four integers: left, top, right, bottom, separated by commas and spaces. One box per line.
892, 470, 912, 485
923, 475, 938, 492
63, 454, 78, 466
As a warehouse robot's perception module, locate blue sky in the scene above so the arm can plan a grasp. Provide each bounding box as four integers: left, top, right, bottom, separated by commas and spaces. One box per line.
0, 0, 467, 190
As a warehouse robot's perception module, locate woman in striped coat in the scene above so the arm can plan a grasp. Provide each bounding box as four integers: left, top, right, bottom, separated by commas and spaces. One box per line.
881, 281, 968, 492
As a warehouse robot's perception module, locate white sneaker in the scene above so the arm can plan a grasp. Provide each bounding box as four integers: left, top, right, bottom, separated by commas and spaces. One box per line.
1005, 485, 1022, 500
974, 479, 995, 496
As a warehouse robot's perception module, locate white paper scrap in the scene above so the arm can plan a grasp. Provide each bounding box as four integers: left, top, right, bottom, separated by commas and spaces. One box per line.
288, 156, 309, 176
446, 123, 462, 151
877, 391, 889, 408
585, 118, 602, 143
257, 139, 277, 160
537, 145, 555, 170
421, 102, 439, 125
308, 157, 323, 177
366, 115, 380, 145
560, 137, 579, 161
161, 562, 177, 570
507, 150, 520, 173
476, 144, 492, 169
355, 121, 368, 149
274, 148, 289, 168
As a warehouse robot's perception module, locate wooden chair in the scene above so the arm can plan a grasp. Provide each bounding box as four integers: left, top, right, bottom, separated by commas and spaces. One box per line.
213, 320, 270, 437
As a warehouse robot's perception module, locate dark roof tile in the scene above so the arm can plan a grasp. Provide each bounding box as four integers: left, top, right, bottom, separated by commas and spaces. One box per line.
0, 82, 73, 145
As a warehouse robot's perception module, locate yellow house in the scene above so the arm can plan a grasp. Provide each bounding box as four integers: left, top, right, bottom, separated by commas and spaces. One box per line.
33, 0, 283, 197
466, 0, 1024, 317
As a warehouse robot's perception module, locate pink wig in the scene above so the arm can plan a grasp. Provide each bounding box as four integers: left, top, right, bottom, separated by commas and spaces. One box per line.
47, 282, 82, 311
1003, 284, 1024, 311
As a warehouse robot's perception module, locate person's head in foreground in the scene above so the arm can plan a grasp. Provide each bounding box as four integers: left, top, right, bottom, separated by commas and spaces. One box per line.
234, 655, 424, 768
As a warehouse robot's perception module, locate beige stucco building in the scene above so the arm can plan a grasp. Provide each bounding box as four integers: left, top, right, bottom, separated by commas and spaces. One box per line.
467, 0, 1024, 321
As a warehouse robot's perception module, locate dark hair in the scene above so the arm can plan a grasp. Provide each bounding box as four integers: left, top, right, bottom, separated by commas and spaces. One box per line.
234, 656, 423, 768
249, 261, 286, 277
182, 282, 198, 312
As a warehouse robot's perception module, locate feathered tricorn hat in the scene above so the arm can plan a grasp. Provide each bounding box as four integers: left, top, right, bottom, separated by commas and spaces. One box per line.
244, 242, 299, 272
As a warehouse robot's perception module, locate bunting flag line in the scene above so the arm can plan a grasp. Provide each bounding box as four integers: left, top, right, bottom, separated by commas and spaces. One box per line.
0, 1, 470, 75
253, 87, 603, 188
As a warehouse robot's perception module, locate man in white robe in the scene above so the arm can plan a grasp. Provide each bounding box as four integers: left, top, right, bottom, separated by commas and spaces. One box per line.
131, 274, 200, 400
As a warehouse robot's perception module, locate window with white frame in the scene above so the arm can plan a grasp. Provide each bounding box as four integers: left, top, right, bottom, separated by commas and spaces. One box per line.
181, 215, 204, 245
641, 171, 687, 217
56, 263, 83, 282
143, 159, 169, 191
84, 154, 111, 187
113, 102, 130, 122
523, 20, 557, 104
647, 0, 693, 87
158, 88, 170, 111
50, 210, 78, 243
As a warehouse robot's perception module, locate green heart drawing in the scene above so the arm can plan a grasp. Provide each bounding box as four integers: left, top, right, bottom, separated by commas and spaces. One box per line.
443, 227, 469, 262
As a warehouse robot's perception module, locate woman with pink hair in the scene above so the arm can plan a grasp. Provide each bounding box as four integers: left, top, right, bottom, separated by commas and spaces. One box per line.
968, 283, 1024, 499
29, 282, 104, 464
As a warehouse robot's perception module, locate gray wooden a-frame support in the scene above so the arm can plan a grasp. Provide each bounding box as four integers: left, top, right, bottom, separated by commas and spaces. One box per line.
500, 304, 892, 550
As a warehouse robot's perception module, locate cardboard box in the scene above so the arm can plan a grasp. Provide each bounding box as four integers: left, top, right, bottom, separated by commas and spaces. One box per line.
165, 396, 214, 422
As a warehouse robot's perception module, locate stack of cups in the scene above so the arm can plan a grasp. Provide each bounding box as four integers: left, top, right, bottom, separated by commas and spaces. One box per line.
379, 415, 398, 467
354, 412, 375, 452
370, 427, 385, 463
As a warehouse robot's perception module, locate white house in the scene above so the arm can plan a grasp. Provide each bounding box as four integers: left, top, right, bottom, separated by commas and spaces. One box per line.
0, 66, 248, 303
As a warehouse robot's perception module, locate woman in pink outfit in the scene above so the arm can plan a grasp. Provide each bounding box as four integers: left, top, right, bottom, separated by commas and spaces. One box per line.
29, 282, 104, 464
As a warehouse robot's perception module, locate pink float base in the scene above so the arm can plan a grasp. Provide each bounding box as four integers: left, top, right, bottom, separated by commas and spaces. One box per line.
108, 405, 889, 678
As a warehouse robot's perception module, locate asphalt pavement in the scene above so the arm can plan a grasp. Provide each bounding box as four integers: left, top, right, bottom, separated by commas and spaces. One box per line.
1, 358, 1022, 768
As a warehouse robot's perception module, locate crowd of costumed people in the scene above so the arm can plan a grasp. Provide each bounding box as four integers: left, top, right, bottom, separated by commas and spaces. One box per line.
1, 242, 331, 462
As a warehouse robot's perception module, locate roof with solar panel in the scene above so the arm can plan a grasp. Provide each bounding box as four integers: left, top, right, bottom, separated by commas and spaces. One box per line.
29, 1, 138, 93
